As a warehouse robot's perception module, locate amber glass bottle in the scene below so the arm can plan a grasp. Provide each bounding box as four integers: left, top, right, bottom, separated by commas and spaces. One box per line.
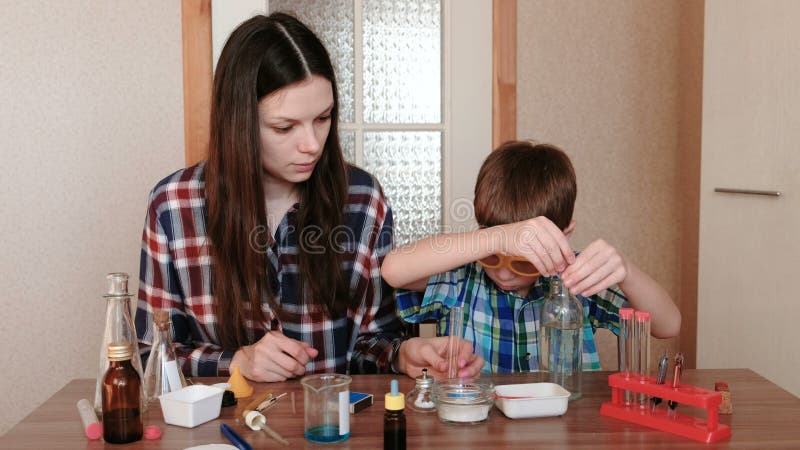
384, 379, 406, 450
102, 342, 143, 444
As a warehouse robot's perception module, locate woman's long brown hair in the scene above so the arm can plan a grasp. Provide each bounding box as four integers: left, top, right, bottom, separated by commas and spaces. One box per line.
206, 13, 349, 350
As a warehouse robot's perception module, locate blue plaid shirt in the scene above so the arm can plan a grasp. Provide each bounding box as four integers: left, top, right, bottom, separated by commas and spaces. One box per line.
397, 262, 628, 373
136, 162, 406, 377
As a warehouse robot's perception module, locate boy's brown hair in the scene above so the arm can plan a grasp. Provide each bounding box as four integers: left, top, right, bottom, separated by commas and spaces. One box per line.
474, 140, 576, 230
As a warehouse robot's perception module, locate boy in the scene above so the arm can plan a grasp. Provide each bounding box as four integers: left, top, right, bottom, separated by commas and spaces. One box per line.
381, 141, 681, 373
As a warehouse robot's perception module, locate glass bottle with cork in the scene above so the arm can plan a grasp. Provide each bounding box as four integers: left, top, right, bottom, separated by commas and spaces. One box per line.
102, 341, 143, 444
142, 309, 187, 406
538, 275, 584, 401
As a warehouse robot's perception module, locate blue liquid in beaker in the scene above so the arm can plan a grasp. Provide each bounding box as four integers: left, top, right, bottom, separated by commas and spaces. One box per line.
304, 425, 350, 443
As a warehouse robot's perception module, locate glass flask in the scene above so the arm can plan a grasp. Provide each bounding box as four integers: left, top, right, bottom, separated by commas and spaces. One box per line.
538, 276, 584, 401
406, 368, 436, 413
143, 309, 186, 406
102, 342, 143, 444
94, 273, 145, 414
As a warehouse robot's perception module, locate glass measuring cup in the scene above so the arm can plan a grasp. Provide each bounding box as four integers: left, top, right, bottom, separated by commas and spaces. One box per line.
300, 374, 351, 443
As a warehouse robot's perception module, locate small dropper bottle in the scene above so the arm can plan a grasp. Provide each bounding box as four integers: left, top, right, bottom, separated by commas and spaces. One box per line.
384, 379, 406, 450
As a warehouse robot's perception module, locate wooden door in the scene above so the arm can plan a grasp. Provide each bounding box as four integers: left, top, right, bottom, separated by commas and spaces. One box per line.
698, 0, 800, 396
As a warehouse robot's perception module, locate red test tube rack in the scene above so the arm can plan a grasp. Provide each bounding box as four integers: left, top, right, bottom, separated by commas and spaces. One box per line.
600, 373, 731, 443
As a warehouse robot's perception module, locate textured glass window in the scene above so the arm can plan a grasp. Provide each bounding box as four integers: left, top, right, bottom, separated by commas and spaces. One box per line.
363, 132, 441, 245
269, 0, 355, 123
339, 130, 356, 164
268, 1, 443, 245
362, 0, 441, 124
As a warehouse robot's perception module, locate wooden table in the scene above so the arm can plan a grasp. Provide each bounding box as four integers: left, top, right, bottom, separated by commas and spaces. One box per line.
3, 369, 799, 449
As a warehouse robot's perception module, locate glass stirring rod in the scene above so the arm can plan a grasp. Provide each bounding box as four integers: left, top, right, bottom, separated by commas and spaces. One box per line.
447, 306, 464, 379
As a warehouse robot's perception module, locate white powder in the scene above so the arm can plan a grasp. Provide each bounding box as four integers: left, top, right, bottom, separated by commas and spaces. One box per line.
436, 402, 491, 423
414, 396, 435, 410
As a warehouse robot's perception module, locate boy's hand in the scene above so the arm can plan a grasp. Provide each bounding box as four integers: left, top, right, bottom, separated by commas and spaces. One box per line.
397, 336, 484, 379
498, 216, 575, 277
561, 239, 629, 296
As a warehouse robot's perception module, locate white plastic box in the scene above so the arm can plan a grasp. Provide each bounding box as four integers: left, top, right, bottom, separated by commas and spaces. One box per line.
159, 384, 224, 428
493, 382, 570, 419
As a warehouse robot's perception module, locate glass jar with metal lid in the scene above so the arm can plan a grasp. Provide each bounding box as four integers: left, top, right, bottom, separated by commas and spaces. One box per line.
406, 368, 436, 413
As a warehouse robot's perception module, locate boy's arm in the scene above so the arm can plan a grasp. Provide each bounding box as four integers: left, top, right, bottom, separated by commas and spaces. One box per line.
382, 217, 575, 290
561, 239, 681, 338
616, 262, 681, 338
382, 229, 496, 291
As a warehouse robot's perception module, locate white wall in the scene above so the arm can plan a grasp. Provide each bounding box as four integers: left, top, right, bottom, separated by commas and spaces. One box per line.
0, 1, 185, 434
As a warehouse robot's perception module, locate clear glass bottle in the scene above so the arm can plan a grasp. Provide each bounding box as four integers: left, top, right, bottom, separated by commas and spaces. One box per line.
94, 273, 145, 415
102, 341, 143, 444
406, 368, 435, 413
538, 276, 584, 401
143, 309, 186, 406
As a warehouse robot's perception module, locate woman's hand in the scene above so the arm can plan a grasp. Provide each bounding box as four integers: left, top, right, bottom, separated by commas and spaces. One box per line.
231, 331, 319, 382
561, 239, 628, 297
495, 217, 575, 277
396, 336, 484, 379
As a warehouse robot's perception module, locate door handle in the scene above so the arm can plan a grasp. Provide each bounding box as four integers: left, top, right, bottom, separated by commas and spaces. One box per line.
714, 188, 782, 197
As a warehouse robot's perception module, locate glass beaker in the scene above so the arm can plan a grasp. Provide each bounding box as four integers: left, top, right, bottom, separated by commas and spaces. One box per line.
300, 374, 351, 443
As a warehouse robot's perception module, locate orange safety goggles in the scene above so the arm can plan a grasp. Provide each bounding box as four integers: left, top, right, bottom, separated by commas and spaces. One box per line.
477, 254, 540, 277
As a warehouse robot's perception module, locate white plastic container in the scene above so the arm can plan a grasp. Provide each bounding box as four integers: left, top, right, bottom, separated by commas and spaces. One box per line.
159, 384, 224, 428
493, 383, 570, 419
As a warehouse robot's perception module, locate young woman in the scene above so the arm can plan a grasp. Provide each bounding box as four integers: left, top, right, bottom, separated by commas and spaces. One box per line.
135, 13, 482, 382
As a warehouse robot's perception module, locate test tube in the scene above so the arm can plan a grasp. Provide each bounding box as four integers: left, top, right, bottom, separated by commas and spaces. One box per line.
618, 308, 634, 405
634, 311, 651, 408
447, 306, 464, 379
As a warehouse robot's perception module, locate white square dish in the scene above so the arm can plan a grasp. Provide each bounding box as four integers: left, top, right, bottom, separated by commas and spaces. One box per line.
493, 382, 570, 419
159, 384, 224, 428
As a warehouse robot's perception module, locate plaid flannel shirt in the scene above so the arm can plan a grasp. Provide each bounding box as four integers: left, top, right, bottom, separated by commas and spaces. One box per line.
397, 262, 627, 373
135, 162, 406, 377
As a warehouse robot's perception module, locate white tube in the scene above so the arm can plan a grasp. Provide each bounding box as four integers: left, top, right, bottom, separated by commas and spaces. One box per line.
76, 398, 102, 440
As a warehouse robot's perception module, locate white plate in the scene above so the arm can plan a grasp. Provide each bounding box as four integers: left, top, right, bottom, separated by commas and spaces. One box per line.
493, 382, 570, 419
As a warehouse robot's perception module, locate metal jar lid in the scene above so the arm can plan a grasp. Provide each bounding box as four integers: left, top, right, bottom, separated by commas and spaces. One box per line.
107, 342, 133, 361
415, 368, 434, 388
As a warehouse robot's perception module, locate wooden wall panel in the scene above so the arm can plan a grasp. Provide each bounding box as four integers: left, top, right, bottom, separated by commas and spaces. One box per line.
181, 0, 212, 165
492, 0, 516, 149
